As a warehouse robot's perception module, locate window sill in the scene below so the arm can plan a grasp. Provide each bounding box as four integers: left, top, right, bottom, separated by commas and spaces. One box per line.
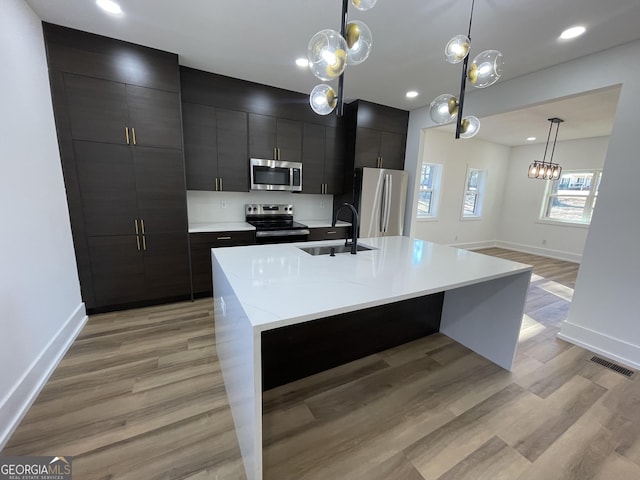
416, 216, 439, 222
460, 216, 483, 221
535, 219, 590, 229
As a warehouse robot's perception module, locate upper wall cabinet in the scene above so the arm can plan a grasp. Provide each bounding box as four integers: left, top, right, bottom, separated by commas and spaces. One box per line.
302, 123, 345, 195
346, 100, 409, 171
248, 114, 302, 161
64, 74, 182, 148
183, 102, 248, 192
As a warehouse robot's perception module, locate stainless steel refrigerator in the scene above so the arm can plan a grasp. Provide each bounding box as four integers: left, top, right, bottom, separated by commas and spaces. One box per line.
354, 167, 408, 238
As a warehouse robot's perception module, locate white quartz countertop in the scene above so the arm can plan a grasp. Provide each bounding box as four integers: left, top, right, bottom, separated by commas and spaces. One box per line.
299, 220, 351, 228
212, 236, 532, 331
189, 220, 349, 232
189, 222, 255, 233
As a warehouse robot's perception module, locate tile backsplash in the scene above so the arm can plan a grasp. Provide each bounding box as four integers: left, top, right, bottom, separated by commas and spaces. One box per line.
187, 191, 333, 223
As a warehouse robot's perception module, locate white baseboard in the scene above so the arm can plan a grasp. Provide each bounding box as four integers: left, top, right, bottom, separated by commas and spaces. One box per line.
0, 303, 87, 450
494, 241, 581, 264
558, 321, 640, 371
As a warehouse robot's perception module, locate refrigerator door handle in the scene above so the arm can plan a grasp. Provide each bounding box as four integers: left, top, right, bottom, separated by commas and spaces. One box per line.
379, 174, 387, 233
384, 174, 393, 233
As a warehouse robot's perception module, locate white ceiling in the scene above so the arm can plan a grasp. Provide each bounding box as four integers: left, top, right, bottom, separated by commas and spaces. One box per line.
26, 0, 639, 146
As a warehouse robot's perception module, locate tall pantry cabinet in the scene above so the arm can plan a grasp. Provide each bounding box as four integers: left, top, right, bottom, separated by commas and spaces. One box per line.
43, 23, 190, 312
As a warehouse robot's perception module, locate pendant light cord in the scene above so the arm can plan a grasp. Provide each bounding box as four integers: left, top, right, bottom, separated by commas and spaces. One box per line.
455, 0, 476, 138
541, 119, 554, 166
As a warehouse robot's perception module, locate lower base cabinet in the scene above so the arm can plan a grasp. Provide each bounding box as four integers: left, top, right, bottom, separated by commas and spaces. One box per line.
307, 226, 351, 241
87, 232, 190, 311
190, 231, 256, 295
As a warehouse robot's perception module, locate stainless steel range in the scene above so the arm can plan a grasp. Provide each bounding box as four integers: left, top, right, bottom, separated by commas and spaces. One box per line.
245, 204, 310, 244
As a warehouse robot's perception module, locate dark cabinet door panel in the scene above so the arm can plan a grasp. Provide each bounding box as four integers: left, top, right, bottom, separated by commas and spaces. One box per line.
126, 86, 182, 148
74, 141, 138, 236
217, 109, 249, 192
142, 233, 190, 299
183, 102, 217, 190
249, 113, 277, 159
380, 131, 405, 170
88, 235, 146, 307
134, 147, 187, 234
276, 119, 302, 161
354, 127, 382, 169
302, 123, 325, 194
64, 74, 128, 144
325, 127, 345, 194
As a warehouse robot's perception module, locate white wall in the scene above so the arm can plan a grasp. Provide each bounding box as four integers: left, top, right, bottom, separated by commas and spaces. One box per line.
187, 191, 333, 223
405, 39, 640, 369
411, 129, 509, 248
0, 0, 86, 448
497, 136, 609, 262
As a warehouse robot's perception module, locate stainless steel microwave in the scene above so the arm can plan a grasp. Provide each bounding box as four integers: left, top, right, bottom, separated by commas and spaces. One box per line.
250, 158, 302, 192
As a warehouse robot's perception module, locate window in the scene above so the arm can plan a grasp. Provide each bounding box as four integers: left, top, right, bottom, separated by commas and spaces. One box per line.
417, 163, 442, 219
462, 168, 486, 218
541, 169, 602, 224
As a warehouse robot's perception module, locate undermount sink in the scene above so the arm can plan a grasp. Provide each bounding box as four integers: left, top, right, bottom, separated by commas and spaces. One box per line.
298, 244, 376, 256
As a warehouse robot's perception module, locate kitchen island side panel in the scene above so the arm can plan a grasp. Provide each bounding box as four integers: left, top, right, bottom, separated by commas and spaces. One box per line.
212, 254, 262, 480
440, 270, 531, 370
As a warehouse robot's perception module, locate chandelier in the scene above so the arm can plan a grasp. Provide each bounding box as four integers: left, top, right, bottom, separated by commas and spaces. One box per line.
306, 0, 377, 116
429, 0, 504, 138
528, 118, 564, 180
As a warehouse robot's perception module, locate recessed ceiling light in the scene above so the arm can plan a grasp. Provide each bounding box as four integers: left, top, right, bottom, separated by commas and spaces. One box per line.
406, 91, 419, 98
527, 137, 536, 141
295, 58, 309, 68
560, 26, 586, 40
96, 0, 123, 15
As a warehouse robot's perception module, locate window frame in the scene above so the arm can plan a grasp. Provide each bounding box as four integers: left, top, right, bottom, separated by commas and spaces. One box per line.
416, 162, 443, 221
540, 169, 602, 225
461, 167, 487, 220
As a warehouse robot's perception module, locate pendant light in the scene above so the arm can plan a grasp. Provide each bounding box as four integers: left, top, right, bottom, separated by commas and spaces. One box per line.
528, 117, 564, 180
307, 0, 377, 116
429, 0, 504, 139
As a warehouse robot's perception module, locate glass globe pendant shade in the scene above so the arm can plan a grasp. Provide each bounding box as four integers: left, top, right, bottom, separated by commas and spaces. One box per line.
459, 116, 480, 138
528, 162, 539, 179
429, 94, 458, 124
346, 21, 373, 65
307, 29, 348, 81
552, 165, 562, 180
444, 34, 470, 64
351, 0, 377, 11
309, 84, 337, 115
468, 49, 504, 88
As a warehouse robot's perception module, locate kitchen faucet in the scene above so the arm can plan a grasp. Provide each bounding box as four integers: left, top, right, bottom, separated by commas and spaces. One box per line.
332, 203, 359, 254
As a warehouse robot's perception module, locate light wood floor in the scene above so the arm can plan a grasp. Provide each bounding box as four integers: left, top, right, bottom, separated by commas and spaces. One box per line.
3, 249, 639, 479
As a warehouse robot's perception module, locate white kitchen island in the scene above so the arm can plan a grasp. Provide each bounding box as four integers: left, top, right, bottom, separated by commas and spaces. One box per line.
212, 236, 532, 480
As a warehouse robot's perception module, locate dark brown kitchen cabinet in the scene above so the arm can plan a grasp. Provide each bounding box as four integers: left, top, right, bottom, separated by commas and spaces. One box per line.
64, 73, 182, 148
183, 103, 248, 192
190, 231, 256, 295
307, 226, 351, 241
354, 127, 405, 170
302, 124, 345, 195
248, 113, 302, 161
43, 23, 189, 313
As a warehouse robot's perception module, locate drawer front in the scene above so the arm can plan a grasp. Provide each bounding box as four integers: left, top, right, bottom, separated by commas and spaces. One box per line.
307, 226, 350, 241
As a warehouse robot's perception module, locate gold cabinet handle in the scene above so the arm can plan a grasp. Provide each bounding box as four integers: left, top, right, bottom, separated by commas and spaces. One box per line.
125, 127, 130, 145
273, 147, 277, 160
219, 177, 223, 191
217, 236, 232, 240
142, 235, 147, 251
141, 218, 145, 234
134, 219, 139, 234
380, 156, 383, 168
132, 127, 137, 145
215, 178, 219, 191
136, 235, 140, 251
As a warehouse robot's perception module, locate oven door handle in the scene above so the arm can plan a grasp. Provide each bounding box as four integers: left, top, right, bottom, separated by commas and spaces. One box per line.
256, 229, 310, 238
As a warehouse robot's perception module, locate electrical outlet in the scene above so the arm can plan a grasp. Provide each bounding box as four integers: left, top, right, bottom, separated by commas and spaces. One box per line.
454, 234, 458, 241
542, 239, 547, 245
319, 200, 325, 208
220, 200, 227, 209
